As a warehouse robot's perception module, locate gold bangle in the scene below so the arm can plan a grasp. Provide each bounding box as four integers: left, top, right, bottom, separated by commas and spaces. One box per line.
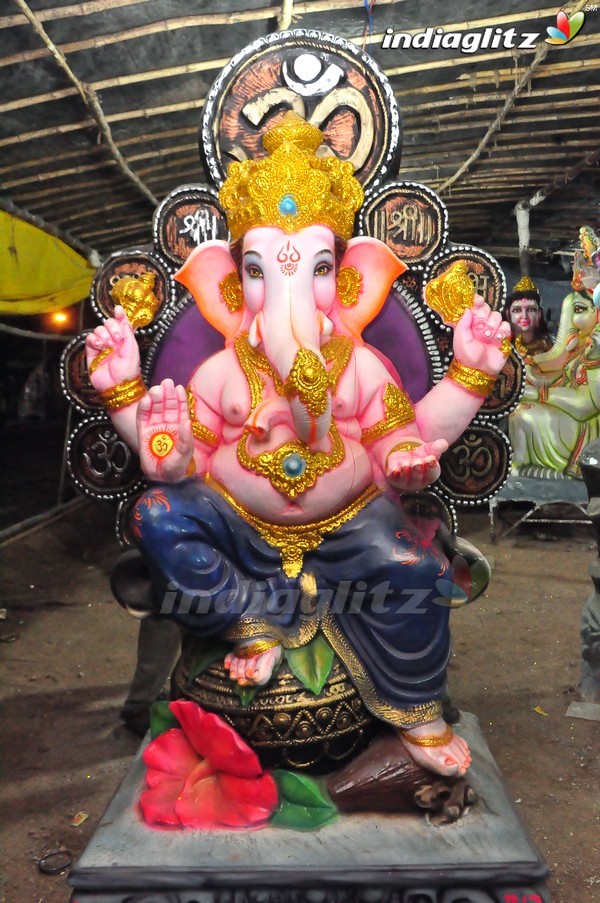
387, 440, 422, 455
385, 440, 423, 471
88, 346, 114, 376
234, 638, 280, 659
446, 359, 496, 398
101, 375, 146, 410
401, 724, 454, 747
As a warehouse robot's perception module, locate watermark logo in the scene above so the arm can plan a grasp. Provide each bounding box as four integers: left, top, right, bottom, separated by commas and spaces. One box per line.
381, 10, 587, 54
381, 25, 540, 54
545, 9, 585, 44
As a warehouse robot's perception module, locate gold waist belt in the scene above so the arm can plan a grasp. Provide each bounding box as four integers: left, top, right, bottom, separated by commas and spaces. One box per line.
205, 476, 381, 577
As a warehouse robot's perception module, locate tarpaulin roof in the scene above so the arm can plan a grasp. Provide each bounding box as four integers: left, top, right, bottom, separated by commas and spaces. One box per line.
0, 209, 95, 315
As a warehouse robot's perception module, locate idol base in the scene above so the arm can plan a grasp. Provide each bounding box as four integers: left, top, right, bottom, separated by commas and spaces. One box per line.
68, 712, 550, 903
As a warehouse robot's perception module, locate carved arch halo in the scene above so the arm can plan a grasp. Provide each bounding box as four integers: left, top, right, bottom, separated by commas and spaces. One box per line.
200, 29, 402, 191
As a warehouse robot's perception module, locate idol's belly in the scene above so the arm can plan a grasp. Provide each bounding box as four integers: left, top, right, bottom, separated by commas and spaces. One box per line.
207, 433, 375, 524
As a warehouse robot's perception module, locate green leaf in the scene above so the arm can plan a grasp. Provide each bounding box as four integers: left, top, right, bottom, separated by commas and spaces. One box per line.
186, 638, 231, 686
149, 700, 180, 739
235, 684, 259, 706
285, 634, 334, 695
271, 771, 337, 831
274, 770, 334, 808
271, 800, 337, 831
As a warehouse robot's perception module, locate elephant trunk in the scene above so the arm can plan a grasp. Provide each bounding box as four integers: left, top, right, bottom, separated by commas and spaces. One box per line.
258, 282, 332, 444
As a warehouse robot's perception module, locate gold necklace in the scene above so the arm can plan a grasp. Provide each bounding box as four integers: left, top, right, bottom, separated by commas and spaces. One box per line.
233, 334, 352, 498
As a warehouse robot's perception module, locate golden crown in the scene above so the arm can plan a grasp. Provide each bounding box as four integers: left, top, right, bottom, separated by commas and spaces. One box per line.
513, 276, 537, 293
218, 112, 364, 241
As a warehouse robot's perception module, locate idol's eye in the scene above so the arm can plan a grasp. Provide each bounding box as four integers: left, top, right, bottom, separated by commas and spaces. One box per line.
314, 262, 332, 276
246, 264, 263, 279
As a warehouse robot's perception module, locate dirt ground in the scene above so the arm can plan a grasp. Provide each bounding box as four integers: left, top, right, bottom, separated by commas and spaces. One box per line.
0, 500, 598, 903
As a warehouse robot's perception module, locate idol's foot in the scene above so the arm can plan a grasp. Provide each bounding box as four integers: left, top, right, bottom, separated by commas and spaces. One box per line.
399, 717, 471, 777
224, 638, 283, 687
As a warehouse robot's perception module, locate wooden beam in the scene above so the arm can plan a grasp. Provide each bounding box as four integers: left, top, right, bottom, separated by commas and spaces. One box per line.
0, 0, 155, 28
12, 0, 158, 207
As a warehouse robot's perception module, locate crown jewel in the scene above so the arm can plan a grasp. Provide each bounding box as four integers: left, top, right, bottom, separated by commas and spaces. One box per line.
219, 112, 364, 241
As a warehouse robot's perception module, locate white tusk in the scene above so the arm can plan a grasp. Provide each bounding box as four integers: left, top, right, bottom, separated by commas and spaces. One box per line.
248, 314, 262, 348
320, 314, 334, 336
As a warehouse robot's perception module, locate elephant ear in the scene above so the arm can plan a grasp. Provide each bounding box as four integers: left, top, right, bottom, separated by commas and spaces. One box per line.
331, 236, 406, 341
175, 241, 246, 341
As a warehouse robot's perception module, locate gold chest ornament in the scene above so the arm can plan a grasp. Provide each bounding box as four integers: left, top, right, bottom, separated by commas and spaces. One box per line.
234, 334, 353, 499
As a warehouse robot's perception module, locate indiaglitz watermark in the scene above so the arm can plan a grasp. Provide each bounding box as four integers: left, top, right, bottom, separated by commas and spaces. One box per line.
381, 26, 540, 54
158, 576, 473, 619
380, 10, 586, 54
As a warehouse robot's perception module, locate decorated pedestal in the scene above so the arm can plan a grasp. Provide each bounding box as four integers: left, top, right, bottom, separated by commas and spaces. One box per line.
68, 714, 549, 903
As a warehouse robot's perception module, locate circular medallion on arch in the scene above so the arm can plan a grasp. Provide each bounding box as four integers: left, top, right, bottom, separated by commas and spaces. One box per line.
480, 349, 525, 418
90, 250, 174, 332
152, 184, 228, 267
201, 29, 401, 190
67, 419, 144, 500
360, 181, 448, 269
438, 423, 511, 506
423, 246, 507, 319
60, 332, 103, 415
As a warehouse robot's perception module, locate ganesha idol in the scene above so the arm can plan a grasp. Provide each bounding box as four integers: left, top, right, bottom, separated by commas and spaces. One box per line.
510, 227, 600, 479
86, 114, 510, 784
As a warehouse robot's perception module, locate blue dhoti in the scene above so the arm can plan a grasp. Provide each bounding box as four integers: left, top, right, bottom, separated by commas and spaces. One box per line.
132, 479, 453, 728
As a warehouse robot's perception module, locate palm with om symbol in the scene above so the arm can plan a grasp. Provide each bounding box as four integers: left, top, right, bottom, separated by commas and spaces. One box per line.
137, 379, 194, 483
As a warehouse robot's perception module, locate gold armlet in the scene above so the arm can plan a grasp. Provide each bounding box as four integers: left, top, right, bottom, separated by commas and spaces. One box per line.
401, 724, 453, 747
234, 638, 280, 659
101, 375, 146, 410
361, 384, 416, 445
446, 360, 496, 398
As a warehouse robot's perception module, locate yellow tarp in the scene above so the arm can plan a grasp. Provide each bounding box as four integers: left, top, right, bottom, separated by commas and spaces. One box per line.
0, 210, 96, 315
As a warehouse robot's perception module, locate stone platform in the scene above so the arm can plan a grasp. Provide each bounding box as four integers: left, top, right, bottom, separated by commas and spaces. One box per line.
68, 713, 550, 903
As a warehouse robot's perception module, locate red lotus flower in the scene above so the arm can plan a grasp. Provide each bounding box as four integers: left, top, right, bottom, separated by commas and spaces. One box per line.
140, 700, 278, 829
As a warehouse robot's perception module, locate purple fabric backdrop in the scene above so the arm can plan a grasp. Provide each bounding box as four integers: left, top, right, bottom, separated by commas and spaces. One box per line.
150, 290, 432, 402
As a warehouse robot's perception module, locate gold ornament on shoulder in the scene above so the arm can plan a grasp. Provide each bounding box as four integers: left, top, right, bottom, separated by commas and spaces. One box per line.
424, 261, 476, 326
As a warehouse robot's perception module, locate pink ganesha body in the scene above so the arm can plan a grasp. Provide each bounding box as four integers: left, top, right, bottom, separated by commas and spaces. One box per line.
86, 117, 510, 777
